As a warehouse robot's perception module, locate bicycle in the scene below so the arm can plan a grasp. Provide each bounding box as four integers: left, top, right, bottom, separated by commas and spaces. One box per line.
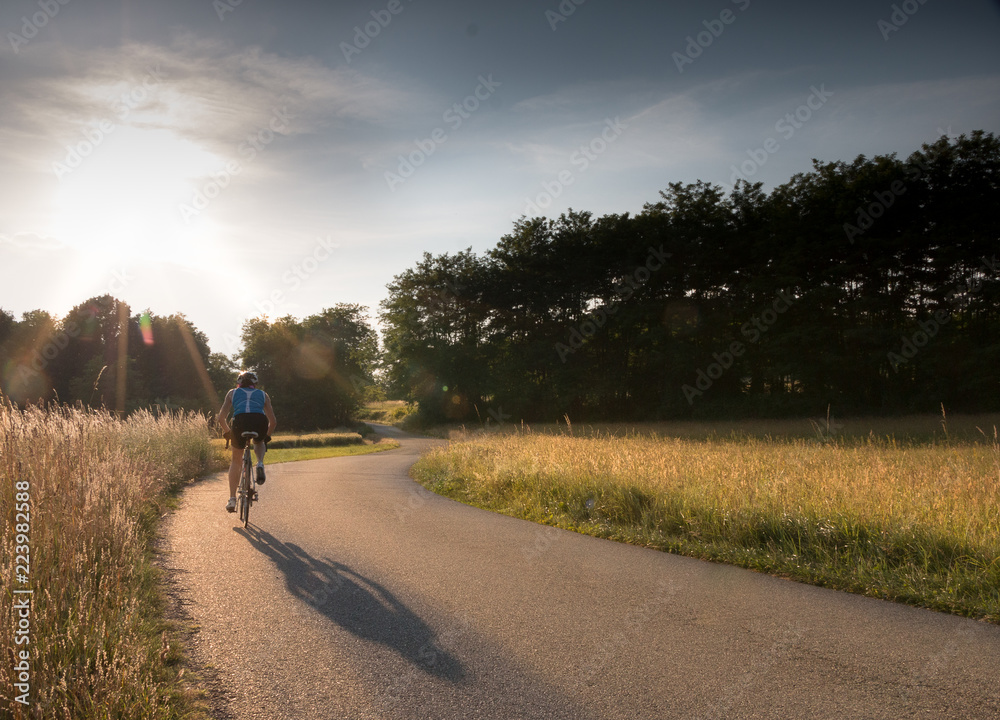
237, 430, 259, 528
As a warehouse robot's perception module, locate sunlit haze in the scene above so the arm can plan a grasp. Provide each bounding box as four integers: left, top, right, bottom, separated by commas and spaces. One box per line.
2, 0, 999, 355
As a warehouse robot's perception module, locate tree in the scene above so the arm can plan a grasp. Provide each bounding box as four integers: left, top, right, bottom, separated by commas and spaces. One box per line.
0, 309, 14, 350
129, 312, 219, 412
0, 309, 58, 404
39, 295, 132, 409
240, 306, 379, 429
207, 352, 240, 401
379, 132, 1000, 421
0, 299, 225, 413
380, 250, 490, 423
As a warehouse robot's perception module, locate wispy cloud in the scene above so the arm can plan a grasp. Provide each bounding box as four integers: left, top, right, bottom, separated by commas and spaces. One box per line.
0, 34, 430, 158
0, 231, 65, 250
503, 80, 725, 178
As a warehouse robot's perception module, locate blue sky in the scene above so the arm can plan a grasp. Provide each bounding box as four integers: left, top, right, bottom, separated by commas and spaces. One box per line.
2, 0, 998, 355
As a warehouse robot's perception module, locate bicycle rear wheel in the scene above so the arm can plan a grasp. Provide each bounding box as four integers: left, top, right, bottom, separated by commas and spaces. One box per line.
240, 450, 253, 527
238, 484, 249, 525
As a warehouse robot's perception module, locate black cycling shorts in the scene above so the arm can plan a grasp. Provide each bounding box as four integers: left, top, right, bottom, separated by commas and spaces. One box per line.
231, 413, 269, 449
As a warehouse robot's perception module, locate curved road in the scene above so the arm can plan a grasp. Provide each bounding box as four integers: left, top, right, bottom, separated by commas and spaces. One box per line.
164, 426, 1000, 719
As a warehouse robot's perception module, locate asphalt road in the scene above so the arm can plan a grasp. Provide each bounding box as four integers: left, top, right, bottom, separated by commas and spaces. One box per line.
164, 426, 1000, 719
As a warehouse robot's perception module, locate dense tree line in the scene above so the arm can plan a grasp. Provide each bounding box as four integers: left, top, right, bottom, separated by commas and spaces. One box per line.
0, 297, 379, 430
0, 295, 236, 413
380, 132, 1000, 423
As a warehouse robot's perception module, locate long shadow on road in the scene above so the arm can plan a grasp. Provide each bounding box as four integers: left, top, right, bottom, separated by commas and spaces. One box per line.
237, 525, 466, 684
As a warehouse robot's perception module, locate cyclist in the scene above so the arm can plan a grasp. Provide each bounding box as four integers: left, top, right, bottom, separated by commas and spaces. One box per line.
218, 370, 277, 513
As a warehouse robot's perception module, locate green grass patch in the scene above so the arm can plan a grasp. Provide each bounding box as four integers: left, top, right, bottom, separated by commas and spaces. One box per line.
414, 411, 1000, 445
267, 439, 399, 463
266, 431, 364, 449
356, 400, 417, 425
412, 419, 1000, 623
210, 425, 389, 463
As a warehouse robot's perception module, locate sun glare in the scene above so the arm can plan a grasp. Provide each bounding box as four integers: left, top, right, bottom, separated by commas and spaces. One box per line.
48, 127, 223, 266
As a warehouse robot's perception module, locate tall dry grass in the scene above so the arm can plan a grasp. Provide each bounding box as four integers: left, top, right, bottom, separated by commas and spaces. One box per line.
356, 400, 417, 425
0, 402, 214, 719
414, 420, 1000, 621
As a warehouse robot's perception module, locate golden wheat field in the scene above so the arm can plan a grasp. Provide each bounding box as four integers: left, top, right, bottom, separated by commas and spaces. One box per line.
0, 402, 214, 720
414, 415, 1000, 621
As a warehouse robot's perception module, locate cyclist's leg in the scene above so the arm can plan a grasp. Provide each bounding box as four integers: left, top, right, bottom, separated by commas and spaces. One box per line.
229, 415, 254, 497
228, 444, 242, 497
248, 413, 269, 483
253, 440, 266, 483
227, 415, 249, 511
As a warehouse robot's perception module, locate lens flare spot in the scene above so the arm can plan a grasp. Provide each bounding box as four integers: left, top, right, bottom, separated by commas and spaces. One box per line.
140, 313, 154, 345
293, 341, 333, 380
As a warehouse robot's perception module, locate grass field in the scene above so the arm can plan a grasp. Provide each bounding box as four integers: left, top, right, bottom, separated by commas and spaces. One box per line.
355, 400, 416, 424
412, 413, 1000, 622
0, 403, 215, 719
209, 426, 398, 465
263, 440, 399, 463
265, 430, 364, 449
0, 405, 402, 720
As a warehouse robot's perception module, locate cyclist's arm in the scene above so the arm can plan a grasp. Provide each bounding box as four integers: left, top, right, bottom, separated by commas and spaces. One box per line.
217, 390, 234, 434
263, 393, 277, 436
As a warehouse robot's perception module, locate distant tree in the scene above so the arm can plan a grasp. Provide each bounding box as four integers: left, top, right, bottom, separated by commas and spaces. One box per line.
0, 298, 224, 413
50, 295, 131, 408
130, 312, 219, 412
0, 309, 14, 349
240, 305, 379, 429
207, 352, 240, 400
380, 250, 490, 423
0, 309, 59, 404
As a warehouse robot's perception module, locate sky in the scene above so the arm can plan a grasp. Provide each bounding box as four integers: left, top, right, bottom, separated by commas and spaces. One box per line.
2, 0, 999, 357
